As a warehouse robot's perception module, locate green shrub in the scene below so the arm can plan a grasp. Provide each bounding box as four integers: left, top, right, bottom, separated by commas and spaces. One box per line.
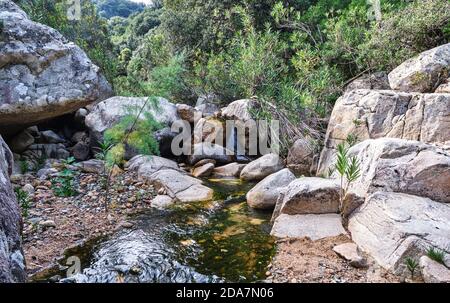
427, 247, 446, 265
52, 157, 78, 197
405, 257, 419, 280
14, 188, 31, 218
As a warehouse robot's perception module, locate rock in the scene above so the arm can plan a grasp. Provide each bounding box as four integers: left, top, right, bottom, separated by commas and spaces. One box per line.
212, 162, 246, 178
388, 43, 450, 93
36, 167, 58, 180
240, 153, 284, 181
22, 183, 34, 196
153, 127, 178, 158
346, 138, 450, 203
125, 155, 179, 177
221, 99, 255, 122
333, 243, 367, 268
142, 169, 213, 203
195, 94, 220, 117
193, 117, 225, 145
39, 220, 56, 228
419, 256, 450, 283
317, 90, 450, 175
176, 103, 201, 123
345, 71, 390, 92
272, 177, 340, 220
286, 138, 316, 176
8, 130, 34, 153
0, 135, 26, 282
435, 77, 450, 93
151, 195, 174, 210
193, 159, 216, 169
27, 143, 69, 160
71, 142, 90, 161
246, 168, 296, 210
0, 1, 112, 132
192, 163, 215, 178
85, 96, 178, 136
40, 130, 65, 144
270, 214, 347, 240
188, 143, 234, 165
78, 159, 104, 174
74, 108, 88, 125
71, 131, 88, 144
119, 222, 134, 229
348, 192, 450, 275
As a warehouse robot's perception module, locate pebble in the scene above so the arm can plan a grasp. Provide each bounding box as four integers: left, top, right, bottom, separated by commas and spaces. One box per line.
39, 220, 56, 228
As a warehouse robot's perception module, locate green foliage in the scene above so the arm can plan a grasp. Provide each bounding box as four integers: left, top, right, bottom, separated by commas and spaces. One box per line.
19, 160, 29, 174
95, 0, 145, 19
405, 257, 419, 280
52, 158, 78, 197
427, 247, 446, 265
103, 104, 162, 167
14, 188, 31, 218
334, 140, 361, 213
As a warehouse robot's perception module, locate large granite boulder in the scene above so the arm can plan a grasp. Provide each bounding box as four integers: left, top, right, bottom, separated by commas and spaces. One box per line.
317, 90, 450, 174
125, 155, 179, 175
212, 162, 246, 178
141, 169, 213, 203
346, 138, 450, 203
220, 99, 255, 122
0, 0, 112, 133
271, 177, 341, 220
388, 43, 450, 93
240, 153, 284, 181
0, 136, 26, 282
348, 192, 450, 275
286, 138, 317, 176
246, 168, 296, 210
345, 71, 390, 92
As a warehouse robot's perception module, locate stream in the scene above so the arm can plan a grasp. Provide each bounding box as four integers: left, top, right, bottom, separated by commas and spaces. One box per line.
35, 178, 275, 283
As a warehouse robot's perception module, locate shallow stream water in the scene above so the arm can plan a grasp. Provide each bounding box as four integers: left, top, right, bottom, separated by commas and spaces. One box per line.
35, 178, 275, 283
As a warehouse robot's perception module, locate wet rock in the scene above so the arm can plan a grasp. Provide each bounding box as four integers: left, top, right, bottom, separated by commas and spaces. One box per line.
271, 214, 347, 240
388, 43, 450, 93
212, 162, 246, 178
193, 159, 216, 169
419, 256, 450, 283
192, 163, 215, 178
333, 243, 367, 268
188, 143, 234, 165
240, 153, 284, 181
348, 192, 450, 275
0, 135, 26, 282
153, 127, 178, 158
0, 1, 112, 132
247, 168, 296, 210
9, 130, 34, 153
143, 169, 213, 203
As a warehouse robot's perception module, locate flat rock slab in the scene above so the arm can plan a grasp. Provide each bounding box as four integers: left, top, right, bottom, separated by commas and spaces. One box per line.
143, 169, 213, 203
270, 214, 347, 240
333, 243, 367, 268
349, 192, 450, 274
